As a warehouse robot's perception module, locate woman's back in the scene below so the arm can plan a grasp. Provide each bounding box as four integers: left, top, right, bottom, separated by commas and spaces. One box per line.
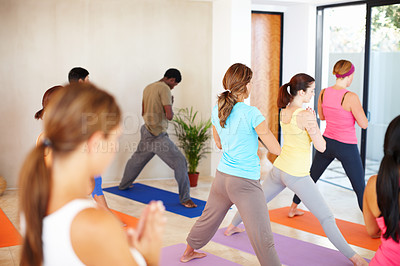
274, 108, 312, 176
322, 87, 357, 144
212, 102, 265, 180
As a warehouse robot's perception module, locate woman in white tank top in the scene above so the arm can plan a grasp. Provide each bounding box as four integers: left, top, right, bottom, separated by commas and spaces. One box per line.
19, 83, 165, 266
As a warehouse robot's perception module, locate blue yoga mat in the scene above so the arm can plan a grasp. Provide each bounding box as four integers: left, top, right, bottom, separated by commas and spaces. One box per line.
103, 183, 206, 218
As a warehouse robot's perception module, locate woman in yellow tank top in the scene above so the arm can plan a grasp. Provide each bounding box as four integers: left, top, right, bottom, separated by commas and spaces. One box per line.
225, 73, 367, 266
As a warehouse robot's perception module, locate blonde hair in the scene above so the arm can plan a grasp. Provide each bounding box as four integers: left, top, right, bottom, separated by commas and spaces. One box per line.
333, 59, 353, 76
19, 83, 121, 266
218, 63, 252, 127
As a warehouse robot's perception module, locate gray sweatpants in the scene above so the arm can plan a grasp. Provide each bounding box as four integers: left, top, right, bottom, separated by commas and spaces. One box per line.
119, 125, 191, 203
186, 170, 281, 266
231, 166, 356, 259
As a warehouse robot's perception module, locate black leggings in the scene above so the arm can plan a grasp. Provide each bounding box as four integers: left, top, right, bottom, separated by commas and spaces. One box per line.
293, 136, 365, 211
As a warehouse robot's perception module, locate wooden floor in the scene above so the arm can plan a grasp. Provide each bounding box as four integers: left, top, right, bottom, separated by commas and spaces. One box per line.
0, 173, 376, 265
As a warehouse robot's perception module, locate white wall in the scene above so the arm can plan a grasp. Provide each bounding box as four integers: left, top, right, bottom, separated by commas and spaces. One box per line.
210, 0, 252, 175
0, 0, 321, 188
0, 0, 212, 188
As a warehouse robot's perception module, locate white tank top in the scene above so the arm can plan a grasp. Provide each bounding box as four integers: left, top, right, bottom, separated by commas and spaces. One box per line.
43, 199, 96, 266
42, 198, 146, 266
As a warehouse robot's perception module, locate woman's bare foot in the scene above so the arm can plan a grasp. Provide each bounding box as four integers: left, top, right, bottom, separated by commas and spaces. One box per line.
288, 203, 304, 218
224, 224, 245, 236
349, 254, 368, 266
180, 244, 206, 263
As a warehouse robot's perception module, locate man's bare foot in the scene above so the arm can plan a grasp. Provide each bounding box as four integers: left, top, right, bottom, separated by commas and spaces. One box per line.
349, 254, 368, 266
182, 199, 197, 208
180, 245, 206, 263
224, 224, 245, 236
288, 208, 304, 218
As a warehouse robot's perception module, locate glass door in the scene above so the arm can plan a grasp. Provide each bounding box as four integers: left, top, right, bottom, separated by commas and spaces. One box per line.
317, 4, 366, 190
364, 3, 400, 177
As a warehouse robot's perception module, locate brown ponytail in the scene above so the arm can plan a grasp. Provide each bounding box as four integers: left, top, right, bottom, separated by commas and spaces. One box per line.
277, 73, 315, 108
277, 83, 292, 108
19, 83, 121, 265
19, 144, 52, 266
218, 63, 252, 127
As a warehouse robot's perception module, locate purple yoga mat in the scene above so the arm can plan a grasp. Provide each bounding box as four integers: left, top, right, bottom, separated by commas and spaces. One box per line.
211, 225, 370, 266
161, 243, 241, 266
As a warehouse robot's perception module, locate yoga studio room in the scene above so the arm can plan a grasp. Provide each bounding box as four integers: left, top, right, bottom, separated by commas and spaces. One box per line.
0, 0, 399, 265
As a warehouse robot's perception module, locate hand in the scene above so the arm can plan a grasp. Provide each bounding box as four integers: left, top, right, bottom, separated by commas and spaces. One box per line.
306, 106, 315, 116
127, 201, 166, 266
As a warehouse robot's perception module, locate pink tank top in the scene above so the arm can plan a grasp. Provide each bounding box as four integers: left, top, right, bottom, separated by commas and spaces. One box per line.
321, 87, 357, 144
369, 216, 400, 265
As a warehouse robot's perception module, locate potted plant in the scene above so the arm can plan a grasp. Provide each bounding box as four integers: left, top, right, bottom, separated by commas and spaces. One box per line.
172, 107, 212, 187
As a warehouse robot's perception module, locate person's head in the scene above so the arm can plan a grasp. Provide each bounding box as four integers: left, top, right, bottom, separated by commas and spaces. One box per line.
376, 115, 400, 243
34, 85, 63, 120
277, 73, 315, 108
19, 83, 121, 266
333, 60, 354, 86
162, 68, 181, 89
217, 63, 253, 128
68, 67, 90, 83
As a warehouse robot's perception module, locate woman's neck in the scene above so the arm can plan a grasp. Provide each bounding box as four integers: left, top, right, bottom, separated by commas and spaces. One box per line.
334, 79, 347, 89
289, 97, 303, 109
47, 149, 92, 214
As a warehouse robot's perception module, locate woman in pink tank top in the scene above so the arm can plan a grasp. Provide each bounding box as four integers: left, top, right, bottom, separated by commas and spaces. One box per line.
363, 115, 400, 265
289, 60, 368, 218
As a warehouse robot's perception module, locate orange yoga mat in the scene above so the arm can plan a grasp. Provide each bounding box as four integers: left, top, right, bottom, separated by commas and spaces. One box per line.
269, 207, 381, 251
0, 208, 21, 247
111, 209, 139, 229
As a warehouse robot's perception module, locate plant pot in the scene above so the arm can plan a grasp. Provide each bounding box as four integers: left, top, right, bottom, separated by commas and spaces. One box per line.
188, 172, 199, 187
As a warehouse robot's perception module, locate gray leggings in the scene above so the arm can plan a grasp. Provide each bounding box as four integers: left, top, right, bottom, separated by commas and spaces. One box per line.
187, 170, 281, 266
231, 166, 356, 259
119, 125, 190, 203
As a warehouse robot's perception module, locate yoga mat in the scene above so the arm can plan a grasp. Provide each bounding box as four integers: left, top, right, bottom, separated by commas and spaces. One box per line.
0, 208, 21, 247
104, 184, 206, 218
269, 207, 380, 250
111, 209, 139, 229
161, 243, 240, 266
211, 225, 370, 266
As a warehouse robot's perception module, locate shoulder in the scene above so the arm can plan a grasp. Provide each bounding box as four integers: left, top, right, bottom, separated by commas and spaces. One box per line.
344, 91, 360, 101
70, 207, 135, 265
366, 174, 377, 190
71, 207, 126, 249
364, 175, 378, 202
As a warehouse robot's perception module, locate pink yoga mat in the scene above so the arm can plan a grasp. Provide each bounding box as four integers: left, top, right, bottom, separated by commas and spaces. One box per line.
211, 225, 370, 266
161, 243, 241, 266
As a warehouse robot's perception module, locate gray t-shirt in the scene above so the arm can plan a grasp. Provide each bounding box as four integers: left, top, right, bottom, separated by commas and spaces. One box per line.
142, 81, 172, 136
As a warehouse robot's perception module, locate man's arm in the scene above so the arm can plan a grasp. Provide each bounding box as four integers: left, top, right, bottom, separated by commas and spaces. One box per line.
163, 105, 173, 120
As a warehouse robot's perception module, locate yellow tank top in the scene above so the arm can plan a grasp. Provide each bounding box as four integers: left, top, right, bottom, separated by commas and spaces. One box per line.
273, 108, 312, 176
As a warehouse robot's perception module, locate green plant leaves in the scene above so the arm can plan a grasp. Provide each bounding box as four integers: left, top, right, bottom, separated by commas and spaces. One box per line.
172, 107, 212, 174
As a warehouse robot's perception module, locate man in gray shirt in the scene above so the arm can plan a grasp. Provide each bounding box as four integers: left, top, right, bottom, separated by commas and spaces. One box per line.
119, 68, 197, 208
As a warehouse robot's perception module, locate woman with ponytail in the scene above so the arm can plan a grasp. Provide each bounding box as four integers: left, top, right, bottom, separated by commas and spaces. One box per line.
363, 115, 400, 265
20, 83, 165, 266
180, 63, 281, 265
290, 59, 368, 216
225, 73, 367, 265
